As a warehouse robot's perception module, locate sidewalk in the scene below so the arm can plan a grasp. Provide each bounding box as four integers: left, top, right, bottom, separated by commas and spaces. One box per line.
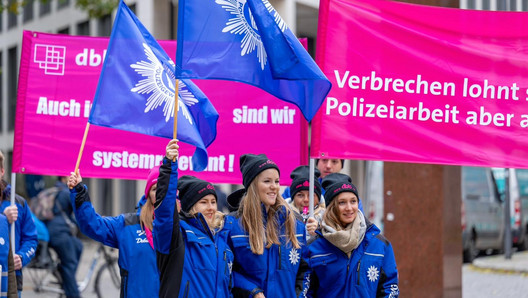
472, 251, 528, 274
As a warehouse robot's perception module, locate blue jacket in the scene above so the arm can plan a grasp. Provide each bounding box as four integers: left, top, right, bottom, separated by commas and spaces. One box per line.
306, 222, 399, 297
154, 157, 234, 298
0, 214, 10, 297
1, 184, 38, 290
230, 206, 310, 298
70, 184, 159, 298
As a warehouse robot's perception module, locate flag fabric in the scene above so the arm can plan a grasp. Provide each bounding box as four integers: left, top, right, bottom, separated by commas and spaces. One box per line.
89, 1, 218, 171
176, 0, 331, 121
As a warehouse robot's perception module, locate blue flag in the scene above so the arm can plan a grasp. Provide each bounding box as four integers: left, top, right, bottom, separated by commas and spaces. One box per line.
89, 1, 218, 171
176, 0, 331, 121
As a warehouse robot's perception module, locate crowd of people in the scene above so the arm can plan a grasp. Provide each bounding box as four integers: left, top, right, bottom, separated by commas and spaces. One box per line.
0, 140, 399, 297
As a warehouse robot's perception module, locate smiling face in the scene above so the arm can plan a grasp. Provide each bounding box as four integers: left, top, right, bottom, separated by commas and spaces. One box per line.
335, 192, 359, 226
191, 194, 217, 227
256, 168, 280, 208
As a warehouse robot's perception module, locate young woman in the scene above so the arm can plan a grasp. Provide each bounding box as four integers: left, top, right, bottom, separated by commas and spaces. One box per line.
68, 167, 160, 298
306, 173, 399, 297
153, 139, 234, 298
229, 154, 310, 298
288, 165, 325, 224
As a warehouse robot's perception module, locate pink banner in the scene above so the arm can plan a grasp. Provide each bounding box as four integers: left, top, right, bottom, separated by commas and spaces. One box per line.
312, 0, 528, 168
14, 31, 307, 183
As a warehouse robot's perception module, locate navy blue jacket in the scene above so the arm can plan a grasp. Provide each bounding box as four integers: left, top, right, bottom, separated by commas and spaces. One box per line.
230, 206, 310, 298
306, 222, 399, 297
154, 157, 234, 298
1, 183, 38, 290
70, 184, 159, 298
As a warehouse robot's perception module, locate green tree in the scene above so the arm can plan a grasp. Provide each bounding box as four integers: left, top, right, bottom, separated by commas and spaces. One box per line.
1, 0, 120, 18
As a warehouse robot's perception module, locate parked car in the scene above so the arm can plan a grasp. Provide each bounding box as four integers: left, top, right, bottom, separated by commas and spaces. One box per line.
513, 169, 528, 250
462, 166, 504, 263
492, 168, 524, 251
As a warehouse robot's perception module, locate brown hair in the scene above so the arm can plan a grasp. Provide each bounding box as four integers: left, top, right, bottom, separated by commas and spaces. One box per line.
0, 150, 4, 171
322, 199, 346, 231
239, 173, 300, 255
140, 196, 155, 231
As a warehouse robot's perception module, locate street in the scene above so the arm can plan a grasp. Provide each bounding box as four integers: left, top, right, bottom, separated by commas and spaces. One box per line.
22, 240, 119, 298
463, 264, 528, 297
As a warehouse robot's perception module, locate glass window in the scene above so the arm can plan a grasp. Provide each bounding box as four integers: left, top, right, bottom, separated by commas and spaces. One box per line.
463, 167, 491, 201
482, 0, 491, 10
516, 170, 528, 197
121, 180, 138, 212
467, 0, 476, 9
23, 0, 34, 23
510, 0, 517, 10
0, 7, 3, 31
523, 0, 528, 11
8, 0, 18, 29
58, 0, 70, 10
76, 20, 90, 36
57, 26, 70, 34
8, 47, 17, 131
39, 0, 51, 17
98, 14, 112, 37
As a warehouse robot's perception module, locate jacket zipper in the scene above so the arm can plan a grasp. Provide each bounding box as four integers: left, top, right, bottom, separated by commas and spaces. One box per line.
184, 281, 190, 298
278, 245, 282, 270
356, 259, 362, 285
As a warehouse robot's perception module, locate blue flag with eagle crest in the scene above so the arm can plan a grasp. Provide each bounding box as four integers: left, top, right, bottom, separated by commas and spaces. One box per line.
89, 1, 218, 172
176, 0, 331, 121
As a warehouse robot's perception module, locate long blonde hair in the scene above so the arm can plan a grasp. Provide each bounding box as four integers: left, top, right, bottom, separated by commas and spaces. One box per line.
239, 175, 300, 255
140, 197, 155, 231
322, 199, 345, 230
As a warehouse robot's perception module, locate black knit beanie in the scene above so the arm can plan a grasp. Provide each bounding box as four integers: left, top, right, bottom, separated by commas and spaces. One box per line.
289, 166, 322, 200
177, 175, 217, 213
322, 173, 359, 206
226, 188, 245, 213
239, 154, 280, 189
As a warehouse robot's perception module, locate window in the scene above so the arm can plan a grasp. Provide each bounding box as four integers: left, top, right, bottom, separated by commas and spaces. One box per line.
58, 26, 70, 34
8, 47, 17, 132
121, 180, 138, 212
98, 14, 112, 37
23, 0, 35, 23
58, 0, 70, 10
463, 167, 491, 201
8, 0, 18, 29
39, 0, 51, 17
76, 20, 90, 36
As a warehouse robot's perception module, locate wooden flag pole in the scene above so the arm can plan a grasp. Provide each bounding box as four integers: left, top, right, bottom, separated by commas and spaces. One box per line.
74, 122, 90, 175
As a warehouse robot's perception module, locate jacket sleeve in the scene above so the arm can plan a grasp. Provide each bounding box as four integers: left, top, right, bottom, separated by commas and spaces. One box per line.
70, 183, 121, 248
296, 227, 311, 298
231, 269, 263, 298
153, 157, 185, 298
377, 241, 399, 298
15, 200, 38, 266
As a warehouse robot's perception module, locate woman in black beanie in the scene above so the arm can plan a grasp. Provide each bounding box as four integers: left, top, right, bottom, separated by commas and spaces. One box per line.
228, 154, 310, 298
306, 173, 399, 297
153, 139, 235, 298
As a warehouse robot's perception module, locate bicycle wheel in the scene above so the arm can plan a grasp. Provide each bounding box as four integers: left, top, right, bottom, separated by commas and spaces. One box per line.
94, 261, 120, 298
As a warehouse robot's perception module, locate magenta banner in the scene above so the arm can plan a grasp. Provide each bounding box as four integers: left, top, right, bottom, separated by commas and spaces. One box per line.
312, 0, 528, 168
14, 31, 307, 183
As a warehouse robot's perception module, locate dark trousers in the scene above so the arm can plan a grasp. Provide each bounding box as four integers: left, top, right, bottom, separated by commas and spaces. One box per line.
49, 232, 83, 298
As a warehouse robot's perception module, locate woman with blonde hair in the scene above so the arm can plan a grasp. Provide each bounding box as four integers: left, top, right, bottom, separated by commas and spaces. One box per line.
229, 154, 310, 298
306, 173, 399, 297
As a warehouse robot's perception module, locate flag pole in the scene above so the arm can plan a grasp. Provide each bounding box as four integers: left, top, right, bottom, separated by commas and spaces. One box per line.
308, 121, 315, 218
173, 79, 179, 161
74, 122, 90, 175
9, 173, 16, 255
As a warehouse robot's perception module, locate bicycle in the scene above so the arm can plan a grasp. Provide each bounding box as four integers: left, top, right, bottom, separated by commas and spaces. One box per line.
24, 240, 120, 298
